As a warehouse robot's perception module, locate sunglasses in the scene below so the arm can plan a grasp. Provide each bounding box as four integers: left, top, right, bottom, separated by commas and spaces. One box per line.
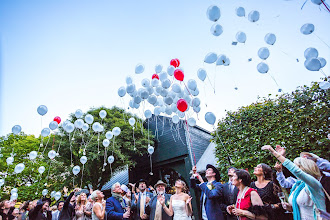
228, 175, 233, 177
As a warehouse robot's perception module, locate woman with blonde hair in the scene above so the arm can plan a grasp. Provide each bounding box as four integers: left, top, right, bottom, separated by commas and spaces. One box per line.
158, 179, 192, 220
262, 145, 326, 220
75, 193, 91, 220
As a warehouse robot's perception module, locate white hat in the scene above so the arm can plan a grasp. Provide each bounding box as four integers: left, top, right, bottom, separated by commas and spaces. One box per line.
121, 185, 128, 193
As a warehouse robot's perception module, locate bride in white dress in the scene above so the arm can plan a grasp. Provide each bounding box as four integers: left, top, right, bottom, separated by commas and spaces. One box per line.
158, 179, 193, 220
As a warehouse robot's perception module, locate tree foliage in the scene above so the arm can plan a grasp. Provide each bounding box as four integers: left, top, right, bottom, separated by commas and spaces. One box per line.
0, 107, 153, 201
214, 81, 330, 180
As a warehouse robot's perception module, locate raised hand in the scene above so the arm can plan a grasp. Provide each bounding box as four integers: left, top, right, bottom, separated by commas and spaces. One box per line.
157, 195, 165, 206
275, 145, 286, 156
123, 210, 130, 218
261, 145, 272, 151
274, 162, 282, 172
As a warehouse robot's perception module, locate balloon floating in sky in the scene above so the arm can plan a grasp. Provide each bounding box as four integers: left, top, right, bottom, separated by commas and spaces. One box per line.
174, 69, 184, 81
177, 99, 188, 112
80, 156, 87, 165
318, 57, 327, 68
129, 118, 136, 126
188, 118, 196, 127
236, 7, 245, 17
236, 31, 247, 43
72, 165, 81, 175
12, 125, 21, 135
53, 116, 61, 124
155, 64, 163, 73
75, 109, 83, 119
103, 139, 110, 147
99, 110, 107, 119
300, 23, 315, 35
264, 33, 276, 45
257, 62, 269, 74
248, 10, 260, 22
304, 58, 321, 71
118, 87, 126, 97
304, 47, 318, 59
49, 121, 58, 130
112, 127, 121, 136
107, 155, 114, 164
37, 105, 48, 116
319, 81, 330, 90
204, 52, 218, 64
85, 114, 94, 124
216, 54, 227, 65
135, 64, 145, 74
258, 47, 270, 60
54, 192, 61, 201
205, 112, 216, 125
197, 68, 207, 81
207, 5, 221, 22
41, 128, 50, 137
167, 66, 175, 76
210, 24, 223, 36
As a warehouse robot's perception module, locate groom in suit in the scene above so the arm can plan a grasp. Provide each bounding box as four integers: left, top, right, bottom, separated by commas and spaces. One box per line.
222, 167, 239, 220
131, 179, 154, 220
145, 180, 172, 220
190, 164, 225, 220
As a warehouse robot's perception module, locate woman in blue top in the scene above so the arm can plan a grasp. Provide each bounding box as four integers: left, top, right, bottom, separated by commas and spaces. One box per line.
262, 145, 326, 220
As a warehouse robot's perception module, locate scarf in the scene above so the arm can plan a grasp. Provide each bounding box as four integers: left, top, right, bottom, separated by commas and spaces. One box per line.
289, 180, 305, 220
112, 192, 126, 209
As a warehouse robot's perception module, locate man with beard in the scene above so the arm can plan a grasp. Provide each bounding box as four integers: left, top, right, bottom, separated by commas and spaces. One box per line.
28, 198, 52, 220
131, 179, 153, 220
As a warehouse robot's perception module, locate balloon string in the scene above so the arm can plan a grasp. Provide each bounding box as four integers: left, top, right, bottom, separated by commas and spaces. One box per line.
132, 127, 136, 150
42, 137, 51, 155
313, 33, 330, 49
268, 72, 281, 89
301, 0, 308, 10
45, 160, 52, 183
320, 0, 330, 12
184, 115, 197, 165
206, 73, 216, 94
80, 164, 85, 188
110, 162, 113, 177
320, 69, 328, 77
97, 133, 100, 154
147, 119, 150, 145
149, 154, 153, 175
214, 126, 231, 165
112, 136, 115, 156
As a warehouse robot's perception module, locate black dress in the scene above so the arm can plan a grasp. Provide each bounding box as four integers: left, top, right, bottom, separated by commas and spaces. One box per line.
251, 181, 287, 220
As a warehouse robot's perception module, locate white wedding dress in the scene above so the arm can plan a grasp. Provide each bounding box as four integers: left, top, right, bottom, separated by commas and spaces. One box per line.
172, 200, 192, 220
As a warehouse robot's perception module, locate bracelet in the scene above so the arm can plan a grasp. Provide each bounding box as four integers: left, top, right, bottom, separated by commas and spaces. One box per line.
275, 154, 281, 159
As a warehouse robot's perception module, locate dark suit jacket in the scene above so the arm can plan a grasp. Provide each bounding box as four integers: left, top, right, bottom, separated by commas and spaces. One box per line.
28, 202, 52, 220
106, 196, 128, 220
59, 192, 75, 220
131, 191, 153, 220
145, 194, 172, 220
222, 182, 239, 220
190, 178, 225, 220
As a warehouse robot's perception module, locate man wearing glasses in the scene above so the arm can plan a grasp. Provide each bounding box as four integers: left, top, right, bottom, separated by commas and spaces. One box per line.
222, 167, 239, 220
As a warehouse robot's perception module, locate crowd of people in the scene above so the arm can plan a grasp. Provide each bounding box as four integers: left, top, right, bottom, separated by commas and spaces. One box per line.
0, 145, 329, 220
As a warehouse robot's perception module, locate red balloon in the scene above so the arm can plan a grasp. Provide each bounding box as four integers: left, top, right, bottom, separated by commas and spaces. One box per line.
152, 74, 159, 80
170, 59, 179, 68
175, 58, 180, 67
177, 99, 188, 112
54, 116, 61, 124
174, 69, 184, 81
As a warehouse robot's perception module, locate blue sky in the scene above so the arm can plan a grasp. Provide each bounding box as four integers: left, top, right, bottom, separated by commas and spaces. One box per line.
0, 0, 329, 136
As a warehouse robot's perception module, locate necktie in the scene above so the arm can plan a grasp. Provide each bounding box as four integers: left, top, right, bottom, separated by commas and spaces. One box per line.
140, 193, 145, 218
155, 199, 162, 220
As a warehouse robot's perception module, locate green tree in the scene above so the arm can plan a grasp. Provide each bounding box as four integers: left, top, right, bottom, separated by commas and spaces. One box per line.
213, 81, 330, 180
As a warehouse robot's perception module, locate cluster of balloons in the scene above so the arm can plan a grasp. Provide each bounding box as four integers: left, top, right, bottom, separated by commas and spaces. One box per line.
118, 58, 200, 127
10, 188, 18, 201
303, 47, 326, 72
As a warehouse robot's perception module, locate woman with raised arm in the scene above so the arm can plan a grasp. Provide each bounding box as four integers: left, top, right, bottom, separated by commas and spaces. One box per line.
262, 145, 326, 220
158, 179, 192, 220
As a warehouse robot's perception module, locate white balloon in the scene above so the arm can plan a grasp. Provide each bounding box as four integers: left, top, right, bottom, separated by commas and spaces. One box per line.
147, 95, 157, 105
144, 110, 152, 119
304, 47, 318, 59
187, 118, 196, 126
216, 54, 227, 65
236, 7, 245, 17
210, 24, 223, 36
85, 114, 94, 124
11, 188, 18, 194
65, 123, 75, 133
191, 88, 200, 96
319, 81, 330, 90
264, 33, 276, 45
318, 57, 327, 68
6, 157, 14, 165
72, 165, 81, 175
192, 98, 201, 107
135, 63, 145, 74
155, 64, 163, 73
92, 122, 101, 132
300, 23, 315, 35
257, 62, 269, 74
160, 88, 169, 97
147, 86, 154, 95
224, 58, 230, 66
107, 155, 114, 164
42, 189, 48, 196
205, 112, 216, 125
248, 10, 260, 22
38, 166, 45, 174
99, 110, 107, 119
14, 163, 25, 174
51, 191, 56, 198
48, 150, 56, 159
304, 58, 321, 71
103, 139, 110, 147
75, 109, 83, 118
162, 79, 171, 89
167, 66, 175, 76
311, 0, 322, 5
151, 78, 159, 87
236, 31, 246, 43
11, 192, 18, 200
74, 119, 84, 129
29, 151, 38, 160
258, 47, 270, 60
165, 106, 173, 115
49, 121, 58, 130
41, 128, 50, 137
172, 115, 180, 124
187, 79, 197, 91
80, 156, 87, 165
154, 107, 161, 116
112, 127, 121, 136
197, 68, 207, 81
129, 118, 136, 126
207, 5, 221, 22
82, 123, 89, 132
126, 84, 136, 93
141, 78, 150, 88
148, 145, 154, 154
54, 192, 62, 201
204, 52, 218, 64
37, 105, 48, 116
159, 71, 168, 82
164, 96, 174, 105
12, 125, 21, 135
118, 86, 126, 97
0, 179, 5, 187
172, 83, 182, 93
126, 76, 133, 84
106, 131, 113, 140
178, 112, 185, 118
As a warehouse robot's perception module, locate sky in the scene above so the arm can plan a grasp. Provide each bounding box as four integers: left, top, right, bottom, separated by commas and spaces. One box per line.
0, 0, 329, 137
